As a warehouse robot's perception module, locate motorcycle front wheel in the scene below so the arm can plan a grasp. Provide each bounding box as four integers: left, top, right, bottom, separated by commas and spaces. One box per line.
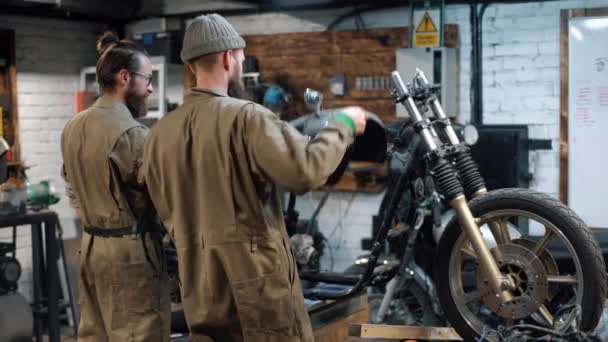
435, 188, 606, 341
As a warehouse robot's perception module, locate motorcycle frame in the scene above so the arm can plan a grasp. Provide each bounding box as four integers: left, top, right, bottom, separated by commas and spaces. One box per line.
303, 70, 513, 302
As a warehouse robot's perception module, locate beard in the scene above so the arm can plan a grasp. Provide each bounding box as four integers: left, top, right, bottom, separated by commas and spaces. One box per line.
227, 59, 244, 99
125, 82, 148, 118
227, 77, 245, 100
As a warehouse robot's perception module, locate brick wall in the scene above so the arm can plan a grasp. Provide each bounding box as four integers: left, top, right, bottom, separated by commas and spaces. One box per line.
448, 0, 608, 198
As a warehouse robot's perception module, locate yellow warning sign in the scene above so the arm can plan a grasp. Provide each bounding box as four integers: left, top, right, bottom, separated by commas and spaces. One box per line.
413, 9, 440, 47
414, 34, 439, 47
416, 12, 437, 33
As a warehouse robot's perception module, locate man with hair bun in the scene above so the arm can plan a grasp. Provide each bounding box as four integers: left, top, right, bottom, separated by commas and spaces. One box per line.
60, 31, 170, 341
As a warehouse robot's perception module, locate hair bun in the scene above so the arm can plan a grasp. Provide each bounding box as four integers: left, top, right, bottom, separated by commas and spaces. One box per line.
96, 31, 120, 55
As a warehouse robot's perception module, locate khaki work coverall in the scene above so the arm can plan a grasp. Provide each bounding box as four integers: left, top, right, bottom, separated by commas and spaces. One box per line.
141, 88, 354, 342
61, 96, 170, 342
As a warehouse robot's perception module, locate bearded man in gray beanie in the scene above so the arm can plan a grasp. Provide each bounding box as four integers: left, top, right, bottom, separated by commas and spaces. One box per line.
140, 13, 367, 342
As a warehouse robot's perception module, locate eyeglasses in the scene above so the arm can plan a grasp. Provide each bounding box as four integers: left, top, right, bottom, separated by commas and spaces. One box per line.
131, 72, 153, 86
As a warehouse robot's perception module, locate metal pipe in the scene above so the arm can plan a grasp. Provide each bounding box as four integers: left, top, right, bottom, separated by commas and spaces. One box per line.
476, 3, 490, 125
470, 2, 479, 125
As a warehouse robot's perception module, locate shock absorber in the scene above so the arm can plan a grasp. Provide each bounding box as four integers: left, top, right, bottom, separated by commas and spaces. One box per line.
455, 149, 487, 198
432, 159, 464, 201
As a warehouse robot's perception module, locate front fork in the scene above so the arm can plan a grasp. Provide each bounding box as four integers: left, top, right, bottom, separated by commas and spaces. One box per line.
392, 70, 514, 303
415, 70, 515, 302
450, 195, 513, 303
433, 159, 513, 303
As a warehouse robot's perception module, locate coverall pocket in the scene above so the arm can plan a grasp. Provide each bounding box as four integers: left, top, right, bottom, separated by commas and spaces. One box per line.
111, 261, 168, 342
232, 271, 294, 335
112, 261, 161, 313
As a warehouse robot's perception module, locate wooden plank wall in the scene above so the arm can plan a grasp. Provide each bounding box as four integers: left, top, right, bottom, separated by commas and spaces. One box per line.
243, 25, 458, 123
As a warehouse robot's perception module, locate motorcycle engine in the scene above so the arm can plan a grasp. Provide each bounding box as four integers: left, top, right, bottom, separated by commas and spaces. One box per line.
290, 234, 319, 268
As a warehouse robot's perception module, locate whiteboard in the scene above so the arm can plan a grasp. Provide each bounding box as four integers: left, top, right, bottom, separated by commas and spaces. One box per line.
568, 16, 608, 228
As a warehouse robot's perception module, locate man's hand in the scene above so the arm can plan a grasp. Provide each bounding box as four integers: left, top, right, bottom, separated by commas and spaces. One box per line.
342, 106, 367, 135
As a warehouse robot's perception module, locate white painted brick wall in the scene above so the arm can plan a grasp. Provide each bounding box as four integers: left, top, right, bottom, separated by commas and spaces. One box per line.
0, 15, 100, 300
471, 0, 607, 200
293, 192, 384, 272
228, 0, 608, 270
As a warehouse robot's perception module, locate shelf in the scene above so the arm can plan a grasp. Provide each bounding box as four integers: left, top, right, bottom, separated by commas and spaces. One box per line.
7, 161, 22, 166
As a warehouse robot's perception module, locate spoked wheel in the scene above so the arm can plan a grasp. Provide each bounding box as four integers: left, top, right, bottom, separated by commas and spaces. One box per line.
435, 189, 607, 341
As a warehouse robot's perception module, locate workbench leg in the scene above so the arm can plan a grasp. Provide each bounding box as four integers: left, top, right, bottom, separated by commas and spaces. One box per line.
45, 219, 60, 342
31, 223, 43, 342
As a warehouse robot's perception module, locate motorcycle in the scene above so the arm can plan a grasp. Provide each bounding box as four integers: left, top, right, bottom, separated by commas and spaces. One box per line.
294, 69, 607, 341
287, 88, 454, 326
344, 117, 492, 328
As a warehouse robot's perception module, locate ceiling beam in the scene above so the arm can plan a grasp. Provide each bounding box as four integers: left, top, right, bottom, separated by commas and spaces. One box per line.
155, 0, 562, 20
0, 0, 564, 23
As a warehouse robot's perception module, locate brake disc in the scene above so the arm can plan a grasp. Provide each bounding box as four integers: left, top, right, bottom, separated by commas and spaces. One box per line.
512, 238, 560, 300
477, 243, 549, 320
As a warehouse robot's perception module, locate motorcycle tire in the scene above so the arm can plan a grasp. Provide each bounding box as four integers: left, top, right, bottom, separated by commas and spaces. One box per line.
435, 188, 606, 341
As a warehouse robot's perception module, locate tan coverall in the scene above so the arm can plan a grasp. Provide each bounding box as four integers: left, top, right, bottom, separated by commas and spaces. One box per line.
61, 96, 170, 342
141, 88, 354, 342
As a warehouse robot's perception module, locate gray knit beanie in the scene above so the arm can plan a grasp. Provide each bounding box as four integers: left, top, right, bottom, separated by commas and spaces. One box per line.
180, 14, 246, 63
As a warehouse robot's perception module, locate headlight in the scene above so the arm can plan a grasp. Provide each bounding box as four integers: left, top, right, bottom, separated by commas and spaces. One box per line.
463, 124, 479, 146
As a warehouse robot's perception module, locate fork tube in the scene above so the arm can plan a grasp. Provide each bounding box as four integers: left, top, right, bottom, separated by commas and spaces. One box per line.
391, 71, 438, 152
414, 70, 461, 146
